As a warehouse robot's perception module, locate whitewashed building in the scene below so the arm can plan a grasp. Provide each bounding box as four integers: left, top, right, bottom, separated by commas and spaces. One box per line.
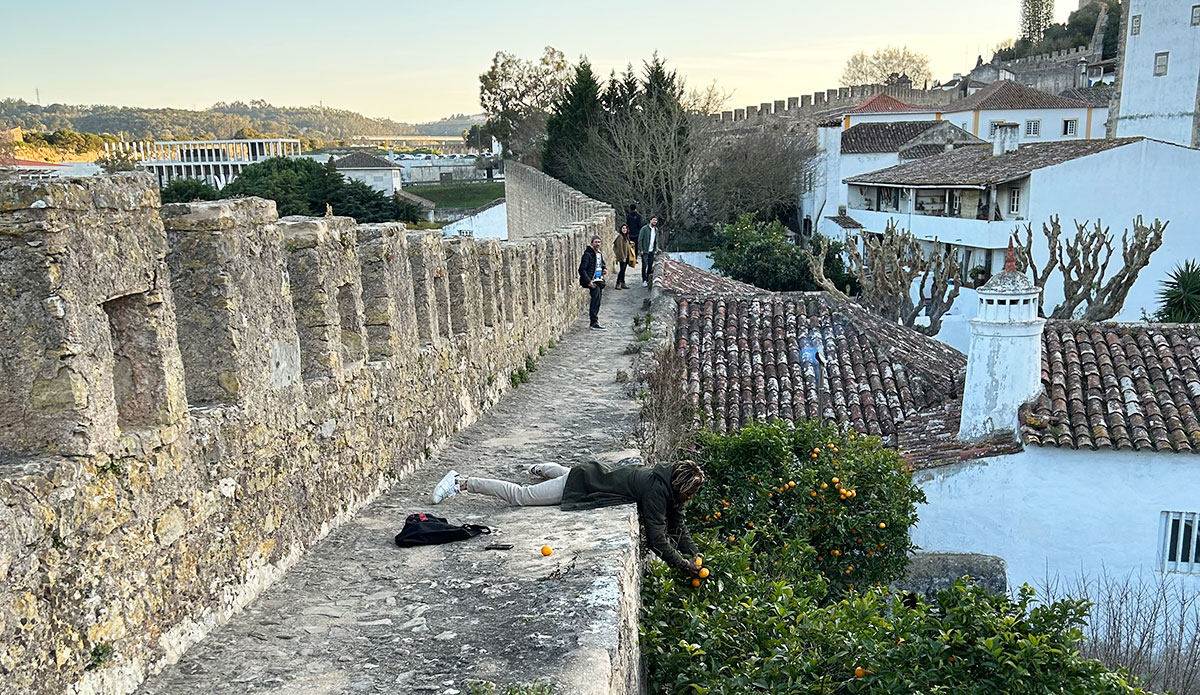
334, 151, 404, 196
940, 80, 1108, 143
840, 93, 941, 128
842, 133, 1200, 320
107, 138, 301, 189
1110, 0, 1200, 147
805, 119, 983, 237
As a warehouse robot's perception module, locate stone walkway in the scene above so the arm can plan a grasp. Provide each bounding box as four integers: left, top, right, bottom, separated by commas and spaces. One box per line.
136, 283, 647, 695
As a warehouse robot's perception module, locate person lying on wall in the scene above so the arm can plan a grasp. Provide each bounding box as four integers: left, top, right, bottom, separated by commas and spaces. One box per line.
430, 459, 706, 575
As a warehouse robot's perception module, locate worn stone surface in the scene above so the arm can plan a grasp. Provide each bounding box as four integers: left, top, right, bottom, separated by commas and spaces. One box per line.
135, 272, 645, 695
897, 552, 1009, 598
0, 169, 616, 695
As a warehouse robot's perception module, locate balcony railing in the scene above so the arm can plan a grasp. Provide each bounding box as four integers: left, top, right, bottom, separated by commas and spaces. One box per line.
848, 209, 1015, 250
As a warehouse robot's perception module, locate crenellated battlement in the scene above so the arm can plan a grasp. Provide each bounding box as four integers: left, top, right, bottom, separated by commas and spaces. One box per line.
716, 82, 956, 124
0, 165, 613, 695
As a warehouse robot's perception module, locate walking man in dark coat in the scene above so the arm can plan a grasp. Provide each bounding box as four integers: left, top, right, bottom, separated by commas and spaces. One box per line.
626, 204, 644, 249
430, 460, 706, 574
578, 234, 607, 330
637, 215, 662, 288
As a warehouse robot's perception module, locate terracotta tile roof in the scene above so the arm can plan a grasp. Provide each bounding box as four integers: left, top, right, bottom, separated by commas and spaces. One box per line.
1022, 322, 1200, 452
334, 151, 400, 169
657, 258, 768, 297
1058, 85, 1115, 108
848, 93, 928, 113
825, 215, 864, 229
670, 287, 998, 466
944, 80, 1091, 112
896, 401, 1023, 469
898, 144, 952, 160
845, 138, 1140, 187
841, 121, 941, 154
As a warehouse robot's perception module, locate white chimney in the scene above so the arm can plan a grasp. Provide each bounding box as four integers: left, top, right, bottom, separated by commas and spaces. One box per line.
992, 122, 1020, 156
958, 242, 1045, 442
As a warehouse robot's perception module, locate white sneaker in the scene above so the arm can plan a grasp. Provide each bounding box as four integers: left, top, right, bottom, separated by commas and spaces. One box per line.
642, 280, 648, 287
431, 469, 461, 504
527, 464, 543, 477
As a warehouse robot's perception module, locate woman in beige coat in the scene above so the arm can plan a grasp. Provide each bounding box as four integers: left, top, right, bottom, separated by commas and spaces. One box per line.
612, 224, 635, 289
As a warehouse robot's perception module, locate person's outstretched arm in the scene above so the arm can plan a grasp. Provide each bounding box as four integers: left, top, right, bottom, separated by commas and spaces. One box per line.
667, 503, 698, 561
640, 487, 692, 571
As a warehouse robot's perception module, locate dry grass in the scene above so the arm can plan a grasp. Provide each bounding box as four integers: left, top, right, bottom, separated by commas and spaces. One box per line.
1038, 569, 1200, 694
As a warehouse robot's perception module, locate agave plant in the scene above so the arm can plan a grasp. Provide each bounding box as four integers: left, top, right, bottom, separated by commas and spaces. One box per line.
1155, 260, 1200, 323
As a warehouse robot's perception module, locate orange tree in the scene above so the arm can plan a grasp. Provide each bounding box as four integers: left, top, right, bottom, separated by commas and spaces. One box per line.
641, 419, 1146, 693
687, 419, 921, 597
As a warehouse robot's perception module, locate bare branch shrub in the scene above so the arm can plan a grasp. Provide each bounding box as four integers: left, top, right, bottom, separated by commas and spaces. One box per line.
1038, 569, 1200, 694
693, 126, 817, 225
1011, 216, 1168, 320
637, 345, 695, 464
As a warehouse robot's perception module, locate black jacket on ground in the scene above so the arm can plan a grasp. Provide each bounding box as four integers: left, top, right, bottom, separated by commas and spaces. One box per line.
561, 462, 698, 569
578, 246, 606, 288
626, 211, 644, 243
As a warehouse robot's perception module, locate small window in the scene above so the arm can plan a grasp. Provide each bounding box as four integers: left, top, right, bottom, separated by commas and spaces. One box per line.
1192, 5, 1200, 26
1161, 511, 1200, 573
988, 121, 1003, 138
1131, 14, 1142, 35
950, 191, 962, 216
1009, 186, 1021, 215
1062, 119, 1078, 136
1025, 120, 1041, 138
1155, 51, 1169, 76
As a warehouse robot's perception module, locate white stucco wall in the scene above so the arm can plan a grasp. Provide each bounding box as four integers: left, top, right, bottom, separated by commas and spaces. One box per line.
1027, 138, 1200, 320
1115, 0, 1200, 147
913, 447, 1200, 592
340, 168, 400, 196
442, 201, 507, 239
944, 107, 1105, 143
845, 111, 940, 127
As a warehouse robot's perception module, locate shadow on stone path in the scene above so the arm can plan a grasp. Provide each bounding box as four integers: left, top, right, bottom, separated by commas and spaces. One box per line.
136, 282, 648, 695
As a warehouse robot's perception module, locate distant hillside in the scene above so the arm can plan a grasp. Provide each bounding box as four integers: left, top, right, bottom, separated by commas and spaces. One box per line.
413, 113, 487, 136
0, 99, 419, 141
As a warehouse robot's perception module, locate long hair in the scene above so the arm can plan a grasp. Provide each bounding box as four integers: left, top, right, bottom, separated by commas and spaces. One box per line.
671, 460, 706, 501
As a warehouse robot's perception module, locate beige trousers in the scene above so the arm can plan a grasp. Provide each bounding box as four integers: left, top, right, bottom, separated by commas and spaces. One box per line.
466, 463, 571, 507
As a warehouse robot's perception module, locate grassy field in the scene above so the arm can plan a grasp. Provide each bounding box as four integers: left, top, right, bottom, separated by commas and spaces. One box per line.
410, 182, 504, 209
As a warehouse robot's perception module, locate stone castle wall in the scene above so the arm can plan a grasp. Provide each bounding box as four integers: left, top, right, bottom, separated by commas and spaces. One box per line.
716, 83, 957, 125
0, 168, 611, 695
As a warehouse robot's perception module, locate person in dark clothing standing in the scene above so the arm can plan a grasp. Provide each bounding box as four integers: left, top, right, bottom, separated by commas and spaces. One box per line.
637, 215, 662, 288
577, 234, 607, 329
612, 224, 634, 289
626, 205, 644, 249
430, 459, 707, 574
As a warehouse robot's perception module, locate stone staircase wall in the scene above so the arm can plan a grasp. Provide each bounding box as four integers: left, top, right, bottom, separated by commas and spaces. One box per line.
0, 169, 612, 695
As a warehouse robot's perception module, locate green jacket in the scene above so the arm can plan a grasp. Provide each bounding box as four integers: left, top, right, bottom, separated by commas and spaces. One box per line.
561, 462, 697, 569
637, 224, 662, 254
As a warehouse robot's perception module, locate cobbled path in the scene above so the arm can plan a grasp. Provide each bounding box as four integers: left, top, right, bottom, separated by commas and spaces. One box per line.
137, 283, 647, 695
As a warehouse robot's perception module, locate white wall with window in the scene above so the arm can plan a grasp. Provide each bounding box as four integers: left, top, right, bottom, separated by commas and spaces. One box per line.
1114, 0, 1200, 147
949, 106, 1106, 143
339, 167, 402, 196
912, 446, 1200, 591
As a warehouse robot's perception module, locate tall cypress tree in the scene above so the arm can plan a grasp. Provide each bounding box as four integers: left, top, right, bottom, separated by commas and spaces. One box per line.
542, 58, 603, 184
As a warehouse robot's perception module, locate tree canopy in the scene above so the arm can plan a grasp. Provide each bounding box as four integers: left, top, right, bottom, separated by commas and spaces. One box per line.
478, 46, 571, 164
840, 45, 932, 87
221, 157, 420, 223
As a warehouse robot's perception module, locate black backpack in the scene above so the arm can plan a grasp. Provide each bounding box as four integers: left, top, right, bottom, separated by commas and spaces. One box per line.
394, 513, 491, 548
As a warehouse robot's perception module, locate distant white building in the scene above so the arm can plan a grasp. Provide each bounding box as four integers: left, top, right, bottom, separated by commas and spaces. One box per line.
940, 80, 1108, 144
107, 138, 301, 189
334, 151, 403, 196
1110, 0, 1200, 147
842, 132, 1200, 319
840, 93, 941, 127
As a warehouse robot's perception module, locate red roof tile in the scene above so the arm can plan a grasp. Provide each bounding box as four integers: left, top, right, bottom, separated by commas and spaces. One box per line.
848, 93, 928, 113
1022, 322, 1200, 452
944, 80, 1091, 112
0, 157, 66, 167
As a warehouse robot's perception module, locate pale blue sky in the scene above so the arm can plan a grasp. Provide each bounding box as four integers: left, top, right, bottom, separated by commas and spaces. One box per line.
0, 1, 1075, 123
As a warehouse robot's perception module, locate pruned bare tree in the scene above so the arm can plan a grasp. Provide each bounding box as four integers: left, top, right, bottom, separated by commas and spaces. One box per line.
805, 219, 961, 336
1011, 215, 1167, 320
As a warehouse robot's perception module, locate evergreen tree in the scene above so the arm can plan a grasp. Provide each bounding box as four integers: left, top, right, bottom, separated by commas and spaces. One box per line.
542, 58, 603, 184
1021, 0, 1055, 42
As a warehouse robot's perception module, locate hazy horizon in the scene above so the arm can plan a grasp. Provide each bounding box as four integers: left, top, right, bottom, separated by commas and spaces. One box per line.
0, 0, 1076, 124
